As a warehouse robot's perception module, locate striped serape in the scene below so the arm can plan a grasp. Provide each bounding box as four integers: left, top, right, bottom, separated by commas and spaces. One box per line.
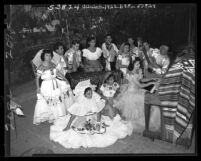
158, 58, 195, 143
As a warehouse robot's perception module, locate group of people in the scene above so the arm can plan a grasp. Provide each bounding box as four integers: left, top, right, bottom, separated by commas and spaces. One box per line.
31, 33, 191, 149
32, 48, 133, 148
32, 34, 171, 77
73, 35, 170, 77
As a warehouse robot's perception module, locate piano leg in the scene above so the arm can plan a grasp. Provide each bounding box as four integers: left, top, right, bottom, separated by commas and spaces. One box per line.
144, 103, 151, 131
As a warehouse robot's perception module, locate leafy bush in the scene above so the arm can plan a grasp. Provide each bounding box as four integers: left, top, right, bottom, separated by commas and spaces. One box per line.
10, 32, 63, 86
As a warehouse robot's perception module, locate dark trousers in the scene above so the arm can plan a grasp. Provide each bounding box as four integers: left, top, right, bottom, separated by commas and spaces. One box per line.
110, 62, 116, 71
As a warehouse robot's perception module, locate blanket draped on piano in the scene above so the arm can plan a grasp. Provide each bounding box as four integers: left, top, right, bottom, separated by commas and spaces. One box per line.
158, 58, 195, 143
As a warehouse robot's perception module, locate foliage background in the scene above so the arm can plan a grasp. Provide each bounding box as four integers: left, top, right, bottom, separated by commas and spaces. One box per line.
5, 4, 196, 85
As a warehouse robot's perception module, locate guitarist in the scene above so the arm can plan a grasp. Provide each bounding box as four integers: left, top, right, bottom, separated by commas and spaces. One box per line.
143, 43, 170, 76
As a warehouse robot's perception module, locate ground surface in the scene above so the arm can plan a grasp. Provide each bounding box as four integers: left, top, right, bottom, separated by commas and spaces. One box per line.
9, 80, 195, 156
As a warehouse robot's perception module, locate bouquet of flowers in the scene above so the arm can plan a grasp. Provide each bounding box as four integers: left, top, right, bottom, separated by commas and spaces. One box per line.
84, 119, 96, 131
73, 119, 108, 135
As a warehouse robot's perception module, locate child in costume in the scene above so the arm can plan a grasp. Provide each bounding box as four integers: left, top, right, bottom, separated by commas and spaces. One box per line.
99, 72, 120, 119
63, 85, 104, 132
50, 80, 133, 149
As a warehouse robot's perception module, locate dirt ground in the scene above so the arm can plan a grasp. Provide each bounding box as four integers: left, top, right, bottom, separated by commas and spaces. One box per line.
8, 80, 196, 156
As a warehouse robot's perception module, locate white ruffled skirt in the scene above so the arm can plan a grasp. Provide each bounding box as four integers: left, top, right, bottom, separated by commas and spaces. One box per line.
50, 114, 133, 148
67, 97, 105, 116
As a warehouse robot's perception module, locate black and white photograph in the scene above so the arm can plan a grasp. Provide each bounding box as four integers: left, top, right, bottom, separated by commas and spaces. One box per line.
4, 4, 196, 156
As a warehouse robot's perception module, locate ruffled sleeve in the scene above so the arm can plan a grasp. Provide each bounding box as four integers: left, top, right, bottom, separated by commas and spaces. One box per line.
82, 48, 101, 60
93, 91, 101, 101
36, 69, 43, 77
82, 49, 88, 58
96, 47, 102, 57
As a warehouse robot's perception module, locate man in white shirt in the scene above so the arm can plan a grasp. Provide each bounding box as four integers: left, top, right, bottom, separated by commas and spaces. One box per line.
102, 34, 119, 71
52, 42, 68, 76
64, 40, 82, 73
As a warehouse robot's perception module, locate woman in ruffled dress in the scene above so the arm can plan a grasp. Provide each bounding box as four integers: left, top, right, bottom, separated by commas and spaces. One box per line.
82, 37, 103, 72
119, 37, 137, 56
50, 80, 133, 149
116, 43, 132, 84
63, 86, 104, 131
33, 49, 74, 125
113, 58, 157, 133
